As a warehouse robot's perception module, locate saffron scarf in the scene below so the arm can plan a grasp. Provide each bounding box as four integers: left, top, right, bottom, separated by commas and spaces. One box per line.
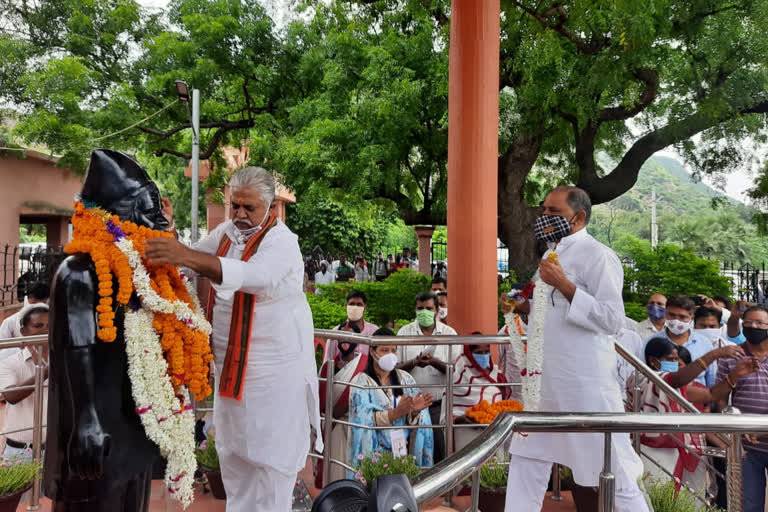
207, 214, 277, 400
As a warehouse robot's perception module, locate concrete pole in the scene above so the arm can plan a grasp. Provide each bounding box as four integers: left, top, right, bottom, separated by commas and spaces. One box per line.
446, 0, 500, 335
651, 185, 658, 249
191, 89, 200, 244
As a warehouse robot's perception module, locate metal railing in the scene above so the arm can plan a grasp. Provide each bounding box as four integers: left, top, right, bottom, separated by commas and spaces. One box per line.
316, 330, 751, 512
0, 334, 47, 511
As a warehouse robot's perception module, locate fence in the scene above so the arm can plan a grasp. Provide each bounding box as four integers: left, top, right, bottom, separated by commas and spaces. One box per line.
315, 330, 753, 512
429, 240, 511, 277
720, 261, 768, 303
0, 245, 66, 307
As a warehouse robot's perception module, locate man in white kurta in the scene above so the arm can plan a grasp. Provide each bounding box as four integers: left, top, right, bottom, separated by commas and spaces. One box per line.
146, 167, 322, 512
505, 186, 648, 512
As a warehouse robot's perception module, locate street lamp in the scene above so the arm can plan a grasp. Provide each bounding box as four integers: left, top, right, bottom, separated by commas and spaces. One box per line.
175, 80, 200, 244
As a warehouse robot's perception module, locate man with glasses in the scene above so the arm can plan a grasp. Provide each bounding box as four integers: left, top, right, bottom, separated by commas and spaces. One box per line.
645, 295, 717, 387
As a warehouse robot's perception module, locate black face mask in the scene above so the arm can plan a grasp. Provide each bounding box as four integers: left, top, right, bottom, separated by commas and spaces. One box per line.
743, 327, 768, 345
339, 342, 358, 358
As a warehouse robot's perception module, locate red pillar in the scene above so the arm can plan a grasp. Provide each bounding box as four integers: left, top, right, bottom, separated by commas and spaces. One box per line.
414, 226, 435, 277
447, 0, 500, 335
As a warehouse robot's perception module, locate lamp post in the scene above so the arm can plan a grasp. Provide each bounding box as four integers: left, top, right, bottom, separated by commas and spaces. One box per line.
175, 80, 200, 244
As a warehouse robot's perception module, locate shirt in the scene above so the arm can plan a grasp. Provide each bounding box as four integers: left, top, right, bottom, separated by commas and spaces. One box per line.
314, 270, 336, 287
396, 321, 457, 391
354, 266, 370, 282
645, 330, 717, 387
0, 312, 22, 362
0, 348, 48, 443
633, 318, 662, 342
716, 351, 768, 453
325, 321, 379, 359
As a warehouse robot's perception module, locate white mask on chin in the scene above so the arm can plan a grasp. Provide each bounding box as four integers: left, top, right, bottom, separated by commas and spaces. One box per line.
234, 202, 272, 244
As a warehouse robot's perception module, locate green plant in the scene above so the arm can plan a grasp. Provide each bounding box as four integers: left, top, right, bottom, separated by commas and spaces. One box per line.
195, 437, 221, 471
478, 455, 508, 490
0, 457, 42, 495
644, 477, 723, 512
306, 292, 347, 329
354, 451, 421, 491
624, 302, 647, 322
314, 270, 431, 327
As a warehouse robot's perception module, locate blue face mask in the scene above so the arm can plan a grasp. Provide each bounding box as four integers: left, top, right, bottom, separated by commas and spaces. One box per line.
660, 360, 679, 373
647, 304, 666, 321
474, 353, 491, 369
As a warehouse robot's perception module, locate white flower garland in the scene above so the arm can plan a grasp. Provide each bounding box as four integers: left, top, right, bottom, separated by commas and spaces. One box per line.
124, 309, 197, 508
112, 237, 212, 508
505, 280, 552, 413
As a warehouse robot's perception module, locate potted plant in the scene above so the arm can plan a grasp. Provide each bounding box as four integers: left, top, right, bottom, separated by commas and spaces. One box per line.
645, 477, 723, 512
353, 451, 420, 491
0, 457, 42, 512
195, 437, 226, 500
476, 455, 508, 512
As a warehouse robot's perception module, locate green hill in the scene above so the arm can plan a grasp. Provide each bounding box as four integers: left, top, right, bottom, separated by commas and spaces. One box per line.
589, 156, 766, 263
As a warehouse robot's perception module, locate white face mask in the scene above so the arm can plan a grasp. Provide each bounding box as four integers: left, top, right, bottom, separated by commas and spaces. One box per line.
234, 202, 272, 240
694, 328, 721, 343
346, 305, 365, 322
665, 319, 691, 336
438, 307, 448, 320
377, 353, 398, 372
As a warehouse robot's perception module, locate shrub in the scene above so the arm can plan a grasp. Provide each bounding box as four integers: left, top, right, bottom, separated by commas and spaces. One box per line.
644, 477, 722, 512
625, 301, 647, 322
314, 269, 431, 326
478, 455, 508, 490
195, 437, 221, 471
353, 451, 421, 491
306, 292, 347, 329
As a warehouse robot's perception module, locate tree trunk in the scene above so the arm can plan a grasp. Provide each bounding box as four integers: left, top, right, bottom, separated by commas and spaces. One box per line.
497, 133, 543, 281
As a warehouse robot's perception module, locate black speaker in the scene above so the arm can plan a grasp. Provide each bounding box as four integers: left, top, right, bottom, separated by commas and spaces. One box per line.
367, 474, 418, 512
311, 479, 368, 512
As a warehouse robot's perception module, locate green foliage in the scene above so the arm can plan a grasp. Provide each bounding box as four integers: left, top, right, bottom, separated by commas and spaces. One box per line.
624, 302, 648, 323
478, 455, 508, 490
19, 225, 46, 243
0, 457, 42, 495
195, 436, 220, 471
313, 269, 431, 327
306, 292, 347, 329
644, 477, 723, 512
353, 451, 420, 491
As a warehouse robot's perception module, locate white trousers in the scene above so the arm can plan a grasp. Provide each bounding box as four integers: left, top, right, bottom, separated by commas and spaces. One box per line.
504, 455, 651, 512
219, 451, 296, 512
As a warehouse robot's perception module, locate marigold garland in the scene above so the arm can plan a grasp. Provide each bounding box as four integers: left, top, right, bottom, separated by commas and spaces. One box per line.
466, 399, 524, 424
66, 201, 213, 400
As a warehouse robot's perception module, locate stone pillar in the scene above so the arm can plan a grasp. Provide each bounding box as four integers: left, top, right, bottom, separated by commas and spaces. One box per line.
206, 185, 230, 232
413, 226, 435, 277
446, 0, 500, 335
46, 217, 70, 248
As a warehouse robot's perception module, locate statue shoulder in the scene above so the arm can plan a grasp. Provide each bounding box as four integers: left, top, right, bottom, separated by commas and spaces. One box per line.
52, 254, 97, 295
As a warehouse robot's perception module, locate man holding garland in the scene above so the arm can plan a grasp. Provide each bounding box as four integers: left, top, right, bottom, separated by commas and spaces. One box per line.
146, 167, 321, 512
504, 186, 649, 512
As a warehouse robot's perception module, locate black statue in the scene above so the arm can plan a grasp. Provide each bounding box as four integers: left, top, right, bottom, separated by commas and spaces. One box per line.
45, 150, 166, 511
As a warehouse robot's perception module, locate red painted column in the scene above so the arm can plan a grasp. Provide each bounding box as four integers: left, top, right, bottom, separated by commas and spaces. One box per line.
414, 226, 435, 277
447, 0, 500, 335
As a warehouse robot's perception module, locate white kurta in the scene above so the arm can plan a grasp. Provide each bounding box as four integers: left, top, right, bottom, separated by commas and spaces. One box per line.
508, 228, 644, 487
195, 219, 322, 475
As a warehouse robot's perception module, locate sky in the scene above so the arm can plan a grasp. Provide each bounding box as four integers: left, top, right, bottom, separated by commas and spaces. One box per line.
134, 0, 756, 204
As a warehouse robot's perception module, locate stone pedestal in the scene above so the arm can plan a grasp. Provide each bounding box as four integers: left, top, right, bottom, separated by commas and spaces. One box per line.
414, 226, 435, 277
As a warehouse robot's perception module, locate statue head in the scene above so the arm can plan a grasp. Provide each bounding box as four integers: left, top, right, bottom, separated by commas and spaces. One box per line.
79, 149, 169, 230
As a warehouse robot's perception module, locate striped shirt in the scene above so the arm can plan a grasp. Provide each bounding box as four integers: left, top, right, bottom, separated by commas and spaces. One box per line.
716, 352, 768, 453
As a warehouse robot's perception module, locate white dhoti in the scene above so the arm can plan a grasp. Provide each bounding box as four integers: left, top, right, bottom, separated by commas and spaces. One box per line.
219, 453, 296, 512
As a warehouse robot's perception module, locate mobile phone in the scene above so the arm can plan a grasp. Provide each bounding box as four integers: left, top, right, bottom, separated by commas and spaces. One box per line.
422, 345, 437, 357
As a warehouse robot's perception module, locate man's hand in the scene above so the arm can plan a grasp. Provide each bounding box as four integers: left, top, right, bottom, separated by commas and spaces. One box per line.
745, 434, 761, 445
161, 197, 174, 226
701, 295, 721, 312
145, 238, 190, 267
730, 301, 751, 320
538, 259, 576, 302
713, 345, 746, 360
731, 357, 760, 379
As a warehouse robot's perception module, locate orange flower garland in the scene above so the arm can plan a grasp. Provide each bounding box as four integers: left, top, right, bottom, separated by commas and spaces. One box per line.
66, 201, 213, 400
466, 399, 524, 424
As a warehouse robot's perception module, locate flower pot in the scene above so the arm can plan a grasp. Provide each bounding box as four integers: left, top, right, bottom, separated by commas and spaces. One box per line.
0, 484, 32, 512
571, 484, 599, 512
203, 469, 227, 500
478, 487, 506, 512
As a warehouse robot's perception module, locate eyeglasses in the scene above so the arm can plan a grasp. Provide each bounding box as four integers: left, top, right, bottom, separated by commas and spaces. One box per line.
742, 320, 768, 329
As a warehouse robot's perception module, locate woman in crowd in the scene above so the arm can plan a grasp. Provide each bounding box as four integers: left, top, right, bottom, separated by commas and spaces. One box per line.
627, 338, 755, 494
449, 340, 509, 420
316, 323, 368, 485
348, 328, 435, 472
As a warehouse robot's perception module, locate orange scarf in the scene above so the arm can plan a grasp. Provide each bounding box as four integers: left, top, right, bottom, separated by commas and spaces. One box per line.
207, 215, 277, 400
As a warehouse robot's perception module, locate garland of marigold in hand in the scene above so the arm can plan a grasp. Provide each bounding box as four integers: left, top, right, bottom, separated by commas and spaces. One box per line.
466, 399, 524, 424
66, 201, 213, 399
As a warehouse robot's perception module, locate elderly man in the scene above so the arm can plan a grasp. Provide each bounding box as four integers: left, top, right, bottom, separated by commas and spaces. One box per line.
146, 167, 321, 512
504, 186, 649, 512
630, 293, 667, 341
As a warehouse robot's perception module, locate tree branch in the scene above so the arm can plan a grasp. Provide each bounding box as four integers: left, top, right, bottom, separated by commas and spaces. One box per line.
152, 119, 254, 160
579, 97, 768, 204
598, 68, 659, 122
512, 1, 609, 54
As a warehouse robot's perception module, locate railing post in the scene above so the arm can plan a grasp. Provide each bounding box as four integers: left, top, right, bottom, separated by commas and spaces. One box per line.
27, 348, 45, 511
322, 363, 335, 488
724, 406, 743, 512
598, 433, 615, 512
632, 369, 642, 453
551, 464, 562, 501
442, 363, 455, 507
470, 468, 480, 512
